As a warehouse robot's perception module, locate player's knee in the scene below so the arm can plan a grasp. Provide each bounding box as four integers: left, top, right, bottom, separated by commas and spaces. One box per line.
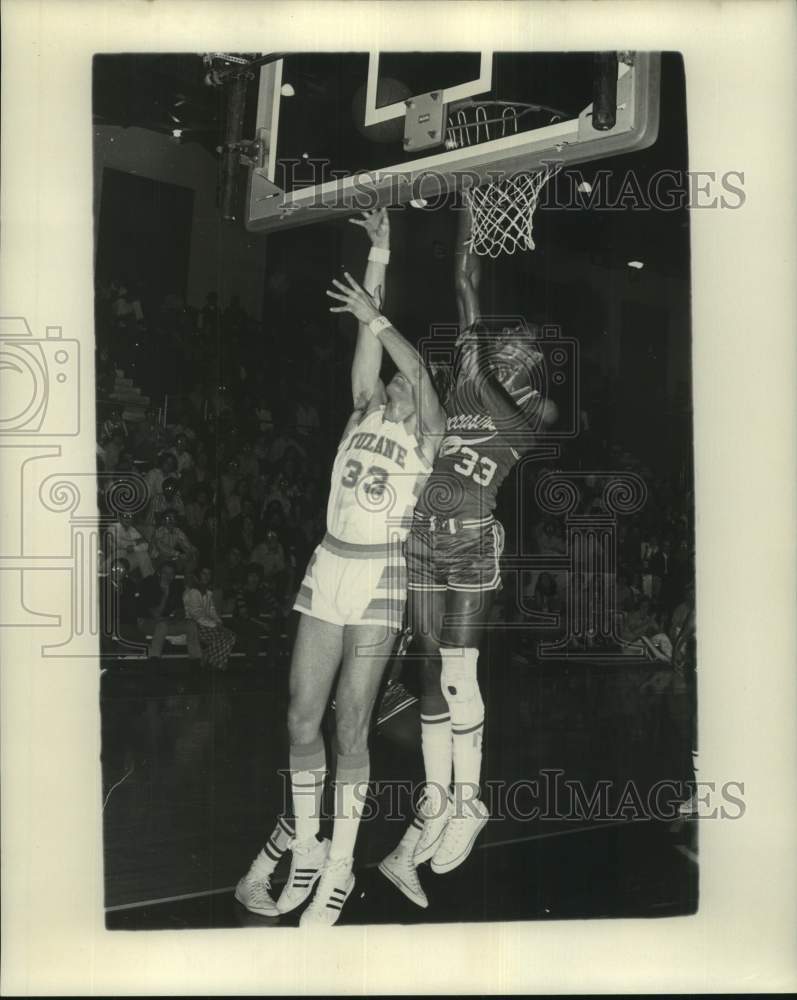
440, 646, 482, 708
412, 630, 440, 660
286, 703, 320, 746
419, 654, 442, 697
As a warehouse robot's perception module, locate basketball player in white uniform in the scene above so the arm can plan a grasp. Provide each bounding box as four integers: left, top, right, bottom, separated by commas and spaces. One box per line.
236, 209, 445, 925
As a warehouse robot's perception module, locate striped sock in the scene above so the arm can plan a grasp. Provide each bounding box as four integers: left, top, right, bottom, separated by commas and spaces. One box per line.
420, 710, 452, 810
451, 713, 484, 797
289, 736, 326, 844
330, 750, 370, 863
260, 815, 294, 871
442, 646, 484, 799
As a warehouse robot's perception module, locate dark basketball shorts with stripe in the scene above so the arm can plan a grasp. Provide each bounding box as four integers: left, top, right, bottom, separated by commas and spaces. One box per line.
293, 533, 407, 632
405, 517, 506, 593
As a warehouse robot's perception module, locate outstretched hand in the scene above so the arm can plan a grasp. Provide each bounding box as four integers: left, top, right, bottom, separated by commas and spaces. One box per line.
326, 271, 382, 325
348, 207, 390, 247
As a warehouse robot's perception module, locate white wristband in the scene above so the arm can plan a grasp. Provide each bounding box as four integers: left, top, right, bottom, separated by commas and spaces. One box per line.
368, 315, 393, 337
368, 246, 391, 264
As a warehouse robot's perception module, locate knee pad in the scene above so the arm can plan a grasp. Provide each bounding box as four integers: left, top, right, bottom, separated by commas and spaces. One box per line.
440, 646, 482, 708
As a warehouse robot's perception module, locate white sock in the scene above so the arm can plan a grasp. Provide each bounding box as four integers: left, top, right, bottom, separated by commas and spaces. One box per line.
260, 815, 294, 872
289, 736, 326, 844
420, 710, 452, 810
441, 646, 484, 799
397, 815, 424, 853
329, 750, 370, 864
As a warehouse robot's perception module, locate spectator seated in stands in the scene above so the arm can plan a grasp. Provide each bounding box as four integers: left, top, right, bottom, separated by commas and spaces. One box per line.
250, 528, 286, 591
220, 458, 241, 504
145, 451, 179, 526
262, 500, 292, 549
184, 485, 214, 562
168, 433, 194, 475
223, 482, 243, 524
640, 534, 660, 598
101, 406, 128, 444
215, 545, 247, 613
183, 566, 237, 671
261, 472, 292, 520
621, 596, 662, 653
231, 563, 279, 661
150, 476, 186, 524
535, 518, 566, 556
233, 513, 258, 560
137, 561, 201, 665
149, 509, 198, 575
105, 511, 154, 578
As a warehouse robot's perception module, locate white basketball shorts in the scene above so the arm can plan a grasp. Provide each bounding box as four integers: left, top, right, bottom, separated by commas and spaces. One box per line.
293, 534, 407, 632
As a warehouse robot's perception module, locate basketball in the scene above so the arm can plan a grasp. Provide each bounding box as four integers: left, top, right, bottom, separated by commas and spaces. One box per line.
351, 77, 411, 144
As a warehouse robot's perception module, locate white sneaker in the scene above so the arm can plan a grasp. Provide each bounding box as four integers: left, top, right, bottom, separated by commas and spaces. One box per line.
379, 845, 428, 908
430, 797, 489, 874
413, 795, 451, 865
276, 836, 330, 914
234, 849, 279, 916
299, 856, 355, 926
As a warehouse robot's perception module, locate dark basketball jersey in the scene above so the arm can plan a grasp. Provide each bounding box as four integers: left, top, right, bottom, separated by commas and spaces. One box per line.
416, 381, 523, 520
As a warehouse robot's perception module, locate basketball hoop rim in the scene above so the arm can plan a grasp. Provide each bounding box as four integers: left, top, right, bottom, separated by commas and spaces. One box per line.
447, 97, 570, 120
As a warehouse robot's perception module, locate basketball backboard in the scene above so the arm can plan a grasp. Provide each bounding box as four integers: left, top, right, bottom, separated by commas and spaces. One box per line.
244, 51, 660, 233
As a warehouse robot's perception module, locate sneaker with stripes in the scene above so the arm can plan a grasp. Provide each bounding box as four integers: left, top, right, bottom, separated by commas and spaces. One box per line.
376, 680, 418, 728
276, 836, 330, 914
299, 856, 356, 926
234, 816, 294, 916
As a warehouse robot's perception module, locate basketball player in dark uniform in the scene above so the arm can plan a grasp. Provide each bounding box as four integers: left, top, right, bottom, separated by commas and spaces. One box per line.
326, 213, 556, 907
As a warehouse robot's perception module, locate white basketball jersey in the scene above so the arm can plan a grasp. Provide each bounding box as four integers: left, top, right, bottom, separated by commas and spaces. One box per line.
326, 406, 431, 549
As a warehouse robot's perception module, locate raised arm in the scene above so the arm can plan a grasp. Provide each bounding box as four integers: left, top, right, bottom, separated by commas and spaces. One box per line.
348, 209, 390, 411
326, 271, 445, 445
454, 206, 481, 333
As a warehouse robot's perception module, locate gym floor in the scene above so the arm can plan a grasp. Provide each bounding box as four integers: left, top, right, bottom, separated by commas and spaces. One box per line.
101, 634, 698, 929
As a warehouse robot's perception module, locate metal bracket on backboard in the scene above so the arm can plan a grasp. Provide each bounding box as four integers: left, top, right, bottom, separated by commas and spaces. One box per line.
247, 126, 283, 201
404, 91, 446, 152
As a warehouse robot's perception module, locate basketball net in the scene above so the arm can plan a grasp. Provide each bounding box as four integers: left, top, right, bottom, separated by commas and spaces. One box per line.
446, 102, 562, 258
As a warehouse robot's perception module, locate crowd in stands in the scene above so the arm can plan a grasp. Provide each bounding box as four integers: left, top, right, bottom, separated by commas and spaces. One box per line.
96, 278, 348, 672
